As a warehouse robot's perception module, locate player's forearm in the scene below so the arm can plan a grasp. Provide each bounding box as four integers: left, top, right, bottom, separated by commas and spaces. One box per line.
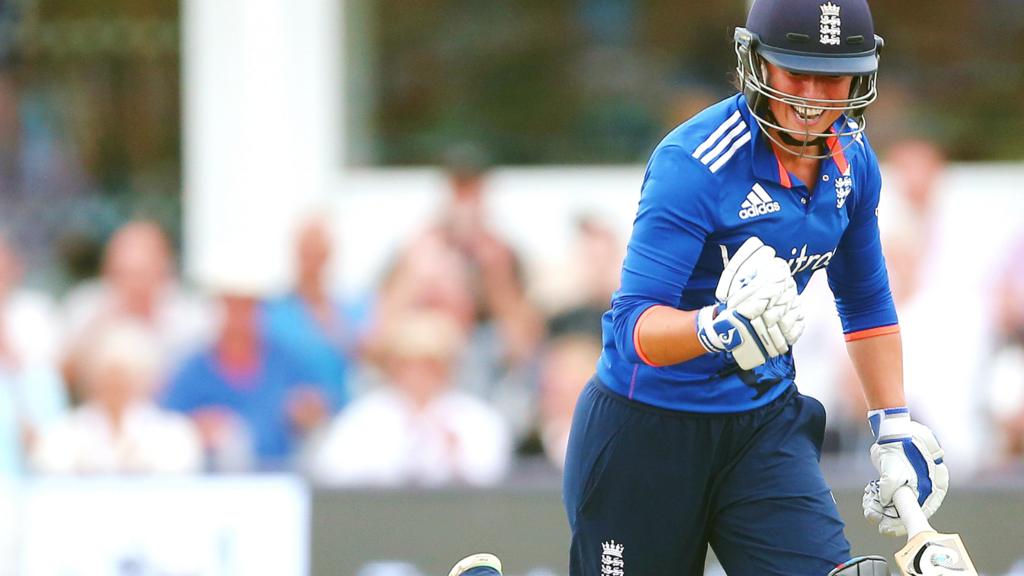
634, 305, 707, 366
846, 331, 906, 410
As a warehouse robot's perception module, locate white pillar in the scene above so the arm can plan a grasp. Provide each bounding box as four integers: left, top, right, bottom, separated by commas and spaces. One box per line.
183, 0, 341, 291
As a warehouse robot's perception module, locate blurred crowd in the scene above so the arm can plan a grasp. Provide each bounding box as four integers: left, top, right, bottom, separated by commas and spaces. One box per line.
0, 154, 613, 486
1, 140, 1023, 486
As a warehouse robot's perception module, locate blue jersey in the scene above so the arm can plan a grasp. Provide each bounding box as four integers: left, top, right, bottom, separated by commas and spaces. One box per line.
162, 339, 324, 464
263, 293, 355, 411
598, 93, 898, 413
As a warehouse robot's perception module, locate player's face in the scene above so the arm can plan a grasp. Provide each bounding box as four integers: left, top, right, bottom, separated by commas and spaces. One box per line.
764, 62, 853, 142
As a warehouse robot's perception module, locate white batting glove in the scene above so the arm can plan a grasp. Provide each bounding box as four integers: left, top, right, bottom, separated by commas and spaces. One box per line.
862, 408, 949, 537
718, 237, 805, 349
760, 276, 805, 348
714, 237, 787, 305
697, 237, 803, 369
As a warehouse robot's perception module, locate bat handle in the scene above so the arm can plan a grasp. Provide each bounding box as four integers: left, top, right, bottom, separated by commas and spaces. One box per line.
893, 485, 934, 539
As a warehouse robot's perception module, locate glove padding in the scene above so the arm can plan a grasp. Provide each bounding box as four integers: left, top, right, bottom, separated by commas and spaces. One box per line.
719, 237, 805, 350
862, 411, 949, 537
715, 236, 787, 304
698, 237, 804, 370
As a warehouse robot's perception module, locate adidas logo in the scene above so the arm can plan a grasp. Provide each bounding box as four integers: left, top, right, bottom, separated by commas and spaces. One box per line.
738, 183, 781, 220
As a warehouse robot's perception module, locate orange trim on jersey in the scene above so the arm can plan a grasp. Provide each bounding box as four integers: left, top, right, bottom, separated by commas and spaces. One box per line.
633, 305, 665, 367
774, 152, 793, 189
827, 133, 850, 175
844, 324, 900, 342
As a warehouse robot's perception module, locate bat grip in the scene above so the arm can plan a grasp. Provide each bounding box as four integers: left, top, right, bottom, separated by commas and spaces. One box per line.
893, 485, 934, 539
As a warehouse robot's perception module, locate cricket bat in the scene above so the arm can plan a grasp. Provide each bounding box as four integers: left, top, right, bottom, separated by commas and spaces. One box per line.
892, 487, 978, 575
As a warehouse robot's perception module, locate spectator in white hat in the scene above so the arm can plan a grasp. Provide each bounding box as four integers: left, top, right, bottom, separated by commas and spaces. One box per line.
313, 310, 511, 487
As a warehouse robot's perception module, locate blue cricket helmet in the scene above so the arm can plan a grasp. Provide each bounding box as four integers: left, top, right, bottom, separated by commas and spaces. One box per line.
734, 0, 885, 156
746, 0, 880, 74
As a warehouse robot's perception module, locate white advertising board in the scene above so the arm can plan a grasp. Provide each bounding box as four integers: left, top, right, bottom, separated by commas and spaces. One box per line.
19, 476, 309, 576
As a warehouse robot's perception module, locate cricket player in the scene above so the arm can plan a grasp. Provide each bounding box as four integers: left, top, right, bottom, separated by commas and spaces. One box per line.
557, 0, 950, 574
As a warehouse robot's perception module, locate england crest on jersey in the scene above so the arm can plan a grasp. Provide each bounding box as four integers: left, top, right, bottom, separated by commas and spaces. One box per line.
834, 175, 852, 209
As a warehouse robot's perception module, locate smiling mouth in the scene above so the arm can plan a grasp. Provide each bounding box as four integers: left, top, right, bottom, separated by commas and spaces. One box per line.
791, 104, 823, 123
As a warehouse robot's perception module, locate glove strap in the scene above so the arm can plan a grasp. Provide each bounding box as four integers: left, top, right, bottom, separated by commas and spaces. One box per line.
696, 303, 727, 353
867, 407, 911, 442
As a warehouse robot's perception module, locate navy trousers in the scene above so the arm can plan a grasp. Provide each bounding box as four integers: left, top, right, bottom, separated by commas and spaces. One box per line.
563, 379, 850, 576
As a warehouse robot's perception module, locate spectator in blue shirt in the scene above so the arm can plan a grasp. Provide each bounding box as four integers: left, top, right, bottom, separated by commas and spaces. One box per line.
162, 288, 329, 470
263, 217, 356, 412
